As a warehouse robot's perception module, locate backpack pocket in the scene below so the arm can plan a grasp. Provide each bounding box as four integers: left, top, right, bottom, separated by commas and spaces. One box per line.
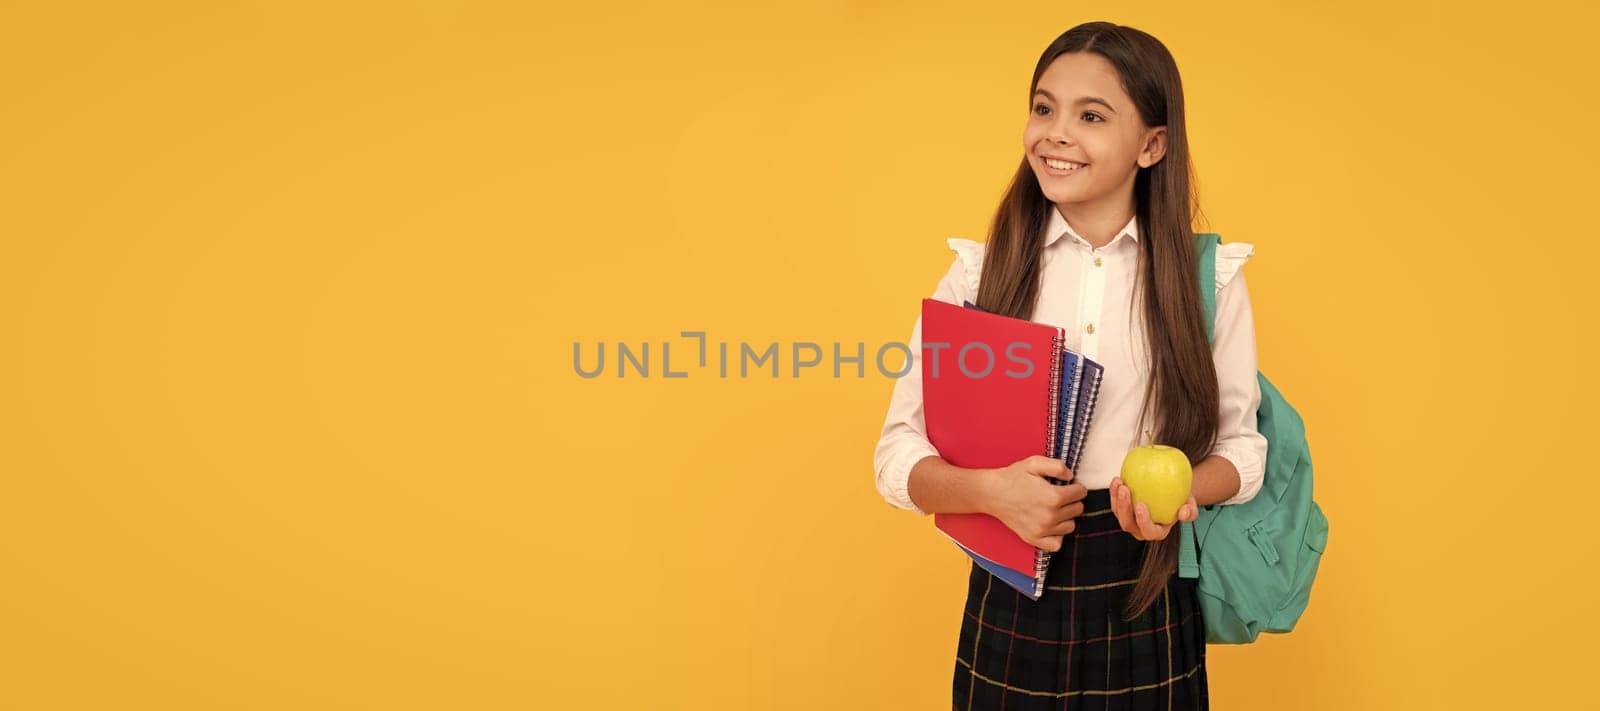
1268, 501, 1328, 632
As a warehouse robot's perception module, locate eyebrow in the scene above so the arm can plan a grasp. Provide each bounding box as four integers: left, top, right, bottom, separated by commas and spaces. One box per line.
1032, 89, 1117, 114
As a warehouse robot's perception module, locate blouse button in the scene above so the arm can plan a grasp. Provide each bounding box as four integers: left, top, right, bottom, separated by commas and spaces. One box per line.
1093, 257, 1103, 267
1085, 323, 1096, 334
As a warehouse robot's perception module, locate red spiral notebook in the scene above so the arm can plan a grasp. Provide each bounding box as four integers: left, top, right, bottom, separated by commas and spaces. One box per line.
920, 298, 1103, 600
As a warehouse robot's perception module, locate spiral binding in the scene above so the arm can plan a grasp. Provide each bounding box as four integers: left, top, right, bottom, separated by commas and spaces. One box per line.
1032, 545, 1050, 598
1044, 332, 1064, 459
1034, 332, 1081, 596
1061, 354, 1083, 466
1032, 330, 1068, 596
1068, 366, 1104, 470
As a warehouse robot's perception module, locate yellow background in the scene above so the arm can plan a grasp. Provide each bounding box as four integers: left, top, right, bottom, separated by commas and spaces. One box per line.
3, 1, 1596, 708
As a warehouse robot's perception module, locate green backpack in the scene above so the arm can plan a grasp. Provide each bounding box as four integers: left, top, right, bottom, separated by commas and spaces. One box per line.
1177, 233, 1329, 644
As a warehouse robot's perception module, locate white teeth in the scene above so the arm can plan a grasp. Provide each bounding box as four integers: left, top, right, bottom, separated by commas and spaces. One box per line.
1045, 158, 1084, 171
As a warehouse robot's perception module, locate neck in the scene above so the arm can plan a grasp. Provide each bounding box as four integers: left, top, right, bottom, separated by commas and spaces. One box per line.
1056, 201, 1135, 250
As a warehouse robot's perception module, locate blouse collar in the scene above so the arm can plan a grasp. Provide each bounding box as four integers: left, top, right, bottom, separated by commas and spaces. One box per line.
1044, 204, 1140, 251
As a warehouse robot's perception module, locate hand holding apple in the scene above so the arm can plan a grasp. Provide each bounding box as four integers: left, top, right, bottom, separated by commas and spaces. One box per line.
1111, 444, 1198, 541
1109, 477, 1197, 541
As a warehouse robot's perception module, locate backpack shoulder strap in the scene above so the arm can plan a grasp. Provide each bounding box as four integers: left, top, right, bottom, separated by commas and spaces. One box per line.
1197, 232, 1221, 341
1179, 232, 1222, 578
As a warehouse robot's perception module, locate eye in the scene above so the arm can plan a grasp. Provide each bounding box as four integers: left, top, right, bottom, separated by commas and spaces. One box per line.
1082, 112, 1104, 123
1033, 103, 1051, 116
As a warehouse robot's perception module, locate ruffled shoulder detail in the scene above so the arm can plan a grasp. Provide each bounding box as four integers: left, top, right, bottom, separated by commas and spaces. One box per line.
945, 238, 986, 296
1214, 241, 1255, 294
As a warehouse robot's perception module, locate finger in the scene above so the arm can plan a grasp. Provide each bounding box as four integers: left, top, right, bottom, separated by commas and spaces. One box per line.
1181, 495, 1199, 522
1110, 480, 1132, 514
1028, 456, 1070, 481
1046, 518, 1077, 536
1122, 487, 1140, 534
1057, 482, 1088, 506
1114, 484, 1138, 535
1038, 534, 1064, 552
1135, 502, 1169, 540
1058, 500, 1084, 520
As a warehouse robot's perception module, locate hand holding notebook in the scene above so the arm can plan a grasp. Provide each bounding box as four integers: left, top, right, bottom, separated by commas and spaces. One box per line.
983, 455, 1088, 552
979, 454, 1094, 554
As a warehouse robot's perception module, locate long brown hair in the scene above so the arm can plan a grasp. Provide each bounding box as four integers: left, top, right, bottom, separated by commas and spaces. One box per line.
972, 22, 1219, 621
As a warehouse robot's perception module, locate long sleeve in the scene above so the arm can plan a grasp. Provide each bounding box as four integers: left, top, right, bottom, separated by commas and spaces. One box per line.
872, 254, 971, 515
1209, 268, 1269, 506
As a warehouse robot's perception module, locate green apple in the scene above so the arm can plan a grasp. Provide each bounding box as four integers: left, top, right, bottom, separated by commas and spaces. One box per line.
1119, 444, 1193, 525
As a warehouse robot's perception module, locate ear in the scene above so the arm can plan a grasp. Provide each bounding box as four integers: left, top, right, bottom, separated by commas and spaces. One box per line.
1137, 126, 1168, 168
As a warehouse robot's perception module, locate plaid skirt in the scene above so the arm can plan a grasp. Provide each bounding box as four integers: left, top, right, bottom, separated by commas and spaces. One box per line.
952, 488, 1209, 710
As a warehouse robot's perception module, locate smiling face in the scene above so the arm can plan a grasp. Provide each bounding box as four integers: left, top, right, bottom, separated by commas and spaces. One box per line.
1023, 52, 1166, 212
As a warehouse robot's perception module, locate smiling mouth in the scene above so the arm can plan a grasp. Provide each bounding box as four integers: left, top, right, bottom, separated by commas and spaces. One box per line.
1042, 157, 1087, 174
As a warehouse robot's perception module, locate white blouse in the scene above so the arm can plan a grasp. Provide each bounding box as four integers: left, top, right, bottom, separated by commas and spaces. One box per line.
873, 204, 1268, 515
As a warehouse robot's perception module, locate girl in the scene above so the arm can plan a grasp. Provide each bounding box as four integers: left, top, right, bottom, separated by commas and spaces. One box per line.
872, 22, 1268, 711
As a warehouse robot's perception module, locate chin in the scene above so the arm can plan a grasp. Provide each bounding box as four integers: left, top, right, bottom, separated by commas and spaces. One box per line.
1037, 182, 1080, 204
1030, 169, 1080, 204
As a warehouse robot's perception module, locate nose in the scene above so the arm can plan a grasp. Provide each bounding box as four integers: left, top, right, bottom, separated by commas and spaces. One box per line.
1043, 108, 1073, 145
1049, 123, 1074, 146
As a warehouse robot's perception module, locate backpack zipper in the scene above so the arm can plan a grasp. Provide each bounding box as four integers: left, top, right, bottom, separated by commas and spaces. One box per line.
1247, 524, 1280, 565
